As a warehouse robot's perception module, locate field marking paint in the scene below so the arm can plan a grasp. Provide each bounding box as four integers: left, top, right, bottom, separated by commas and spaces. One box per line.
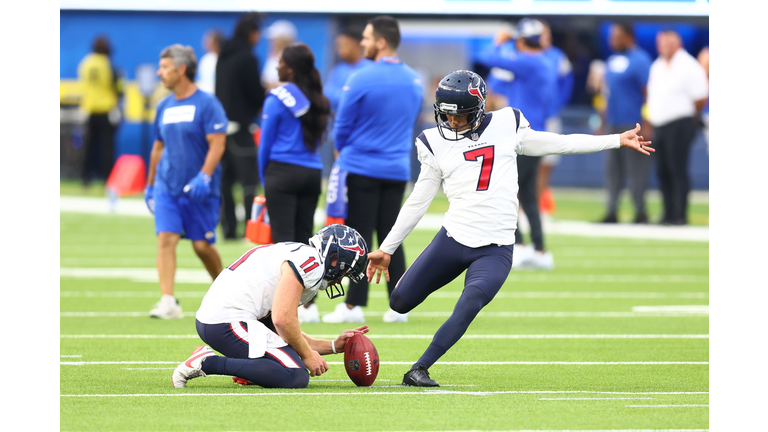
60, 355, 82, 358
626, 405, 709, 408
60, 196, 709, 242
60, 310, 709, 318
59, 267, 708, 284
539, 397, 655, 400
632, 306, 709, 313
59, 290, 709, 299
61, 390, 709, 397
59, 334, 710, 340
61, 361, 708, 366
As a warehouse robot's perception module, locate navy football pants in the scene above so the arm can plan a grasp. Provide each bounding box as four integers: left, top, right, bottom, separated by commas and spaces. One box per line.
196, 320, 310, 388
390, 227, 514, 368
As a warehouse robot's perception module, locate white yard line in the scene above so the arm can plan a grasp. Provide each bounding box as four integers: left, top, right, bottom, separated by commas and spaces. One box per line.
61, 390, 708, 397
61, 361, 708, 366
539, 397, 654, 400
59, 267, 708, 284
59, 311, 709, 318
59, 290, 709, 299
60, 195, 708, 242
60, 334, 709, 339
626, 405, 708, 408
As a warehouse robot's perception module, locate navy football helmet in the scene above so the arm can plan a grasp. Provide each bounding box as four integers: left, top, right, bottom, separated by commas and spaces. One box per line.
433, 70, 487, 141
308, 224, 369, 299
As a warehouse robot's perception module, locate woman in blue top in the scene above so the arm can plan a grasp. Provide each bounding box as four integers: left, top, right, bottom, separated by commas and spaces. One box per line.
259, 44, 330, 244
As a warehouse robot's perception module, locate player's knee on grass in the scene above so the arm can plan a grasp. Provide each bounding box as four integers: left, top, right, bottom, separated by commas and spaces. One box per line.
390, 289, 415, 314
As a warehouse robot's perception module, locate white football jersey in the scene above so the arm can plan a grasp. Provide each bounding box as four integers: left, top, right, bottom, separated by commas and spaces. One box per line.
416, 107, 528, 247
195, 242, 325, 324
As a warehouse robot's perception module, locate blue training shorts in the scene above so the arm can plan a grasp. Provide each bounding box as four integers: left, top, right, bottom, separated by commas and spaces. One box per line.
154, 189, 221, 243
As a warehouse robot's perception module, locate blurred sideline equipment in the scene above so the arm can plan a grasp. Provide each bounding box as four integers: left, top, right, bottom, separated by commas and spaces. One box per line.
245, 196, 273, 245
106, 155, 147, 207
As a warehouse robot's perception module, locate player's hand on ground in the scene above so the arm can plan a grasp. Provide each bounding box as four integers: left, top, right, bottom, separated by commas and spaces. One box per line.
144, 185, 155, 214
333, 325, 370, 352
304, 350, 329, 377
619, 123, 654, 155
366, 250, 392, 284
183, 172, 212, 202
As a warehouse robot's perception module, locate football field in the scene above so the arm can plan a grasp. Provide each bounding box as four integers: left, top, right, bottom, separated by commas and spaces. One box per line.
60, 191, 708, 432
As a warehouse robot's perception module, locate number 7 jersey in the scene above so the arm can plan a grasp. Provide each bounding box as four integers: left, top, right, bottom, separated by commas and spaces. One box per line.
416, 107, 529, 248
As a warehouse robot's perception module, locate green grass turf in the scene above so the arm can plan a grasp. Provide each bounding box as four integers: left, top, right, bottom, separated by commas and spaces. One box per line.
60, 205, 708, 431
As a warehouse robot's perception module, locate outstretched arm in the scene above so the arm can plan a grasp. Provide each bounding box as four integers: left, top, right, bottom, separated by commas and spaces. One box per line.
518, 123, 653, 156
302, 325, 369, 355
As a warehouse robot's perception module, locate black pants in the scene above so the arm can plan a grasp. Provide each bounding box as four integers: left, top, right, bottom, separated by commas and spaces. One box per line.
344, 174, 407, 306
514, 155, 544, 251
81, 113, 115, 185
263, 161, 322, 244
220, 130, 259, 239
654, 117, 697, 224
604, 124, 652, 216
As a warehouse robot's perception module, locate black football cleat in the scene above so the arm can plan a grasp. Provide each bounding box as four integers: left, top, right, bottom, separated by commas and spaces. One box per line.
402, 365, 439, 387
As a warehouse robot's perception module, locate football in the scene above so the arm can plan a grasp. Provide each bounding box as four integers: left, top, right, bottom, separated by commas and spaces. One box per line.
343, 333, 379, 386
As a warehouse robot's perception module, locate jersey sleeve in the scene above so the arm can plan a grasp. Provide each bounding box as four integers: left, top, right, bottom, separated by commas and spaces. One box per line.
202, 96, 229, 136
415, 133, 441, 174
153, 99, 166, 143
285, 245, 324, 290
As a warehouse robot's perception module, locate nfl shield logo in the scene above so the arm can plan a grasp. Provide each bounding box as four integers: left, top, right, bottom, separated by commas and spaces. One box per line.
471, 132, 479, 141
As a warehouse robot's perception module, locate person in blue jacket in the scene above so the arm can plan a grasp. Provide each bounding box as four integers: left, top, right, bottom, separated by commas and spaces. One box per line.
259, 43, 330, 245
321, 16, 423, 324
477, 18, 558, 270
144, 44, 229, 319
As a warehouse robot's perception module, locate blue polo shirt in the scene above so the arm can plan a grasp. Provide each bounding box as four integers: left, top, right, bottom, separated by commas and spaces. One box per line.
153, 89, 228, 197
478, 44, 557, 131
604, 45, 652, 126
333, 56, 423, 181
324, 58, 373, 114
543, 45, 574, 117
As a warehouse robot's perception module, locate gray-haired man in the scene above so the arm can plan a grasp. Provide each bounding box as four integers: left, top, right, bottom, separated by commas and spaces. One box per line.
144, 44, 229, 319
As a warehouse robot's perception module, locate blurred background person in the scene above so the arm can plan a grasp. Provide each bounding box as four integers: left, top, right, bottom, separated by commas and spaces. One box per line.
697, 46, 709, 153
258, 43, 329, 273
261, 19, 298, 91
197, 29, 223, 94
324, 25, 372, 115
215, 12, 266, 240
538, 20, 575, 217
598, 23, 653, 224
78, 35, 121, 186
477, 18, 557, 270
647, 29, 708, 226
145, 44, 228, 319
321, 16, 423, 324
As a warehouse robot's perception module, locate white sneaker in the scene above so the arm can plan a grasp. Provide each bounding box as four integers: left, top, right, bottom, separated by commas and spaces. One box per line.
149, 296, 183, 319
172, 346, 216, 388
321, 302, 365, 323
512, 244, 535, 268
383, 308, 408, 323
297, 303, 320, 324
525, 250, 555, 270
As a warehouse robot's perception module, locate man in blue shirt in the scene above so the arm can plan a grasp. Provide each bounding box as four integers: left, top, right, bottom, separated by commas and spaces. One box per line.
144, 44, 229, 319
599, 23, 653, 224
322, 16, 423, 324
324, 26, 373, 115
477, 18, 558, 270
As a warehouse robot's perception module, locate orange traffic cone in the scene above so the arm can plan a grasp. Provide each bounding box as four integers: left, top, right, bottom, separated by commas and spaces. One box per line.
106, 155, 146, 197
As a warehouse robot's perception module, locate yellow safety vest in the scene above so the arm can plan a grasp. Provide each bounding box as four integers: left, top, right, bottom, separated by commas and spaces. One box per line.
77, 53, 118, 114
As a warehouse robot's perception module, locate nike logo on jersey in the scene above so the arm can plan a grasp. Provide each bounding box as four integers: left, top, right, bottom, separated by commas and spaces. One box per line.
214, 123, 225, 129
